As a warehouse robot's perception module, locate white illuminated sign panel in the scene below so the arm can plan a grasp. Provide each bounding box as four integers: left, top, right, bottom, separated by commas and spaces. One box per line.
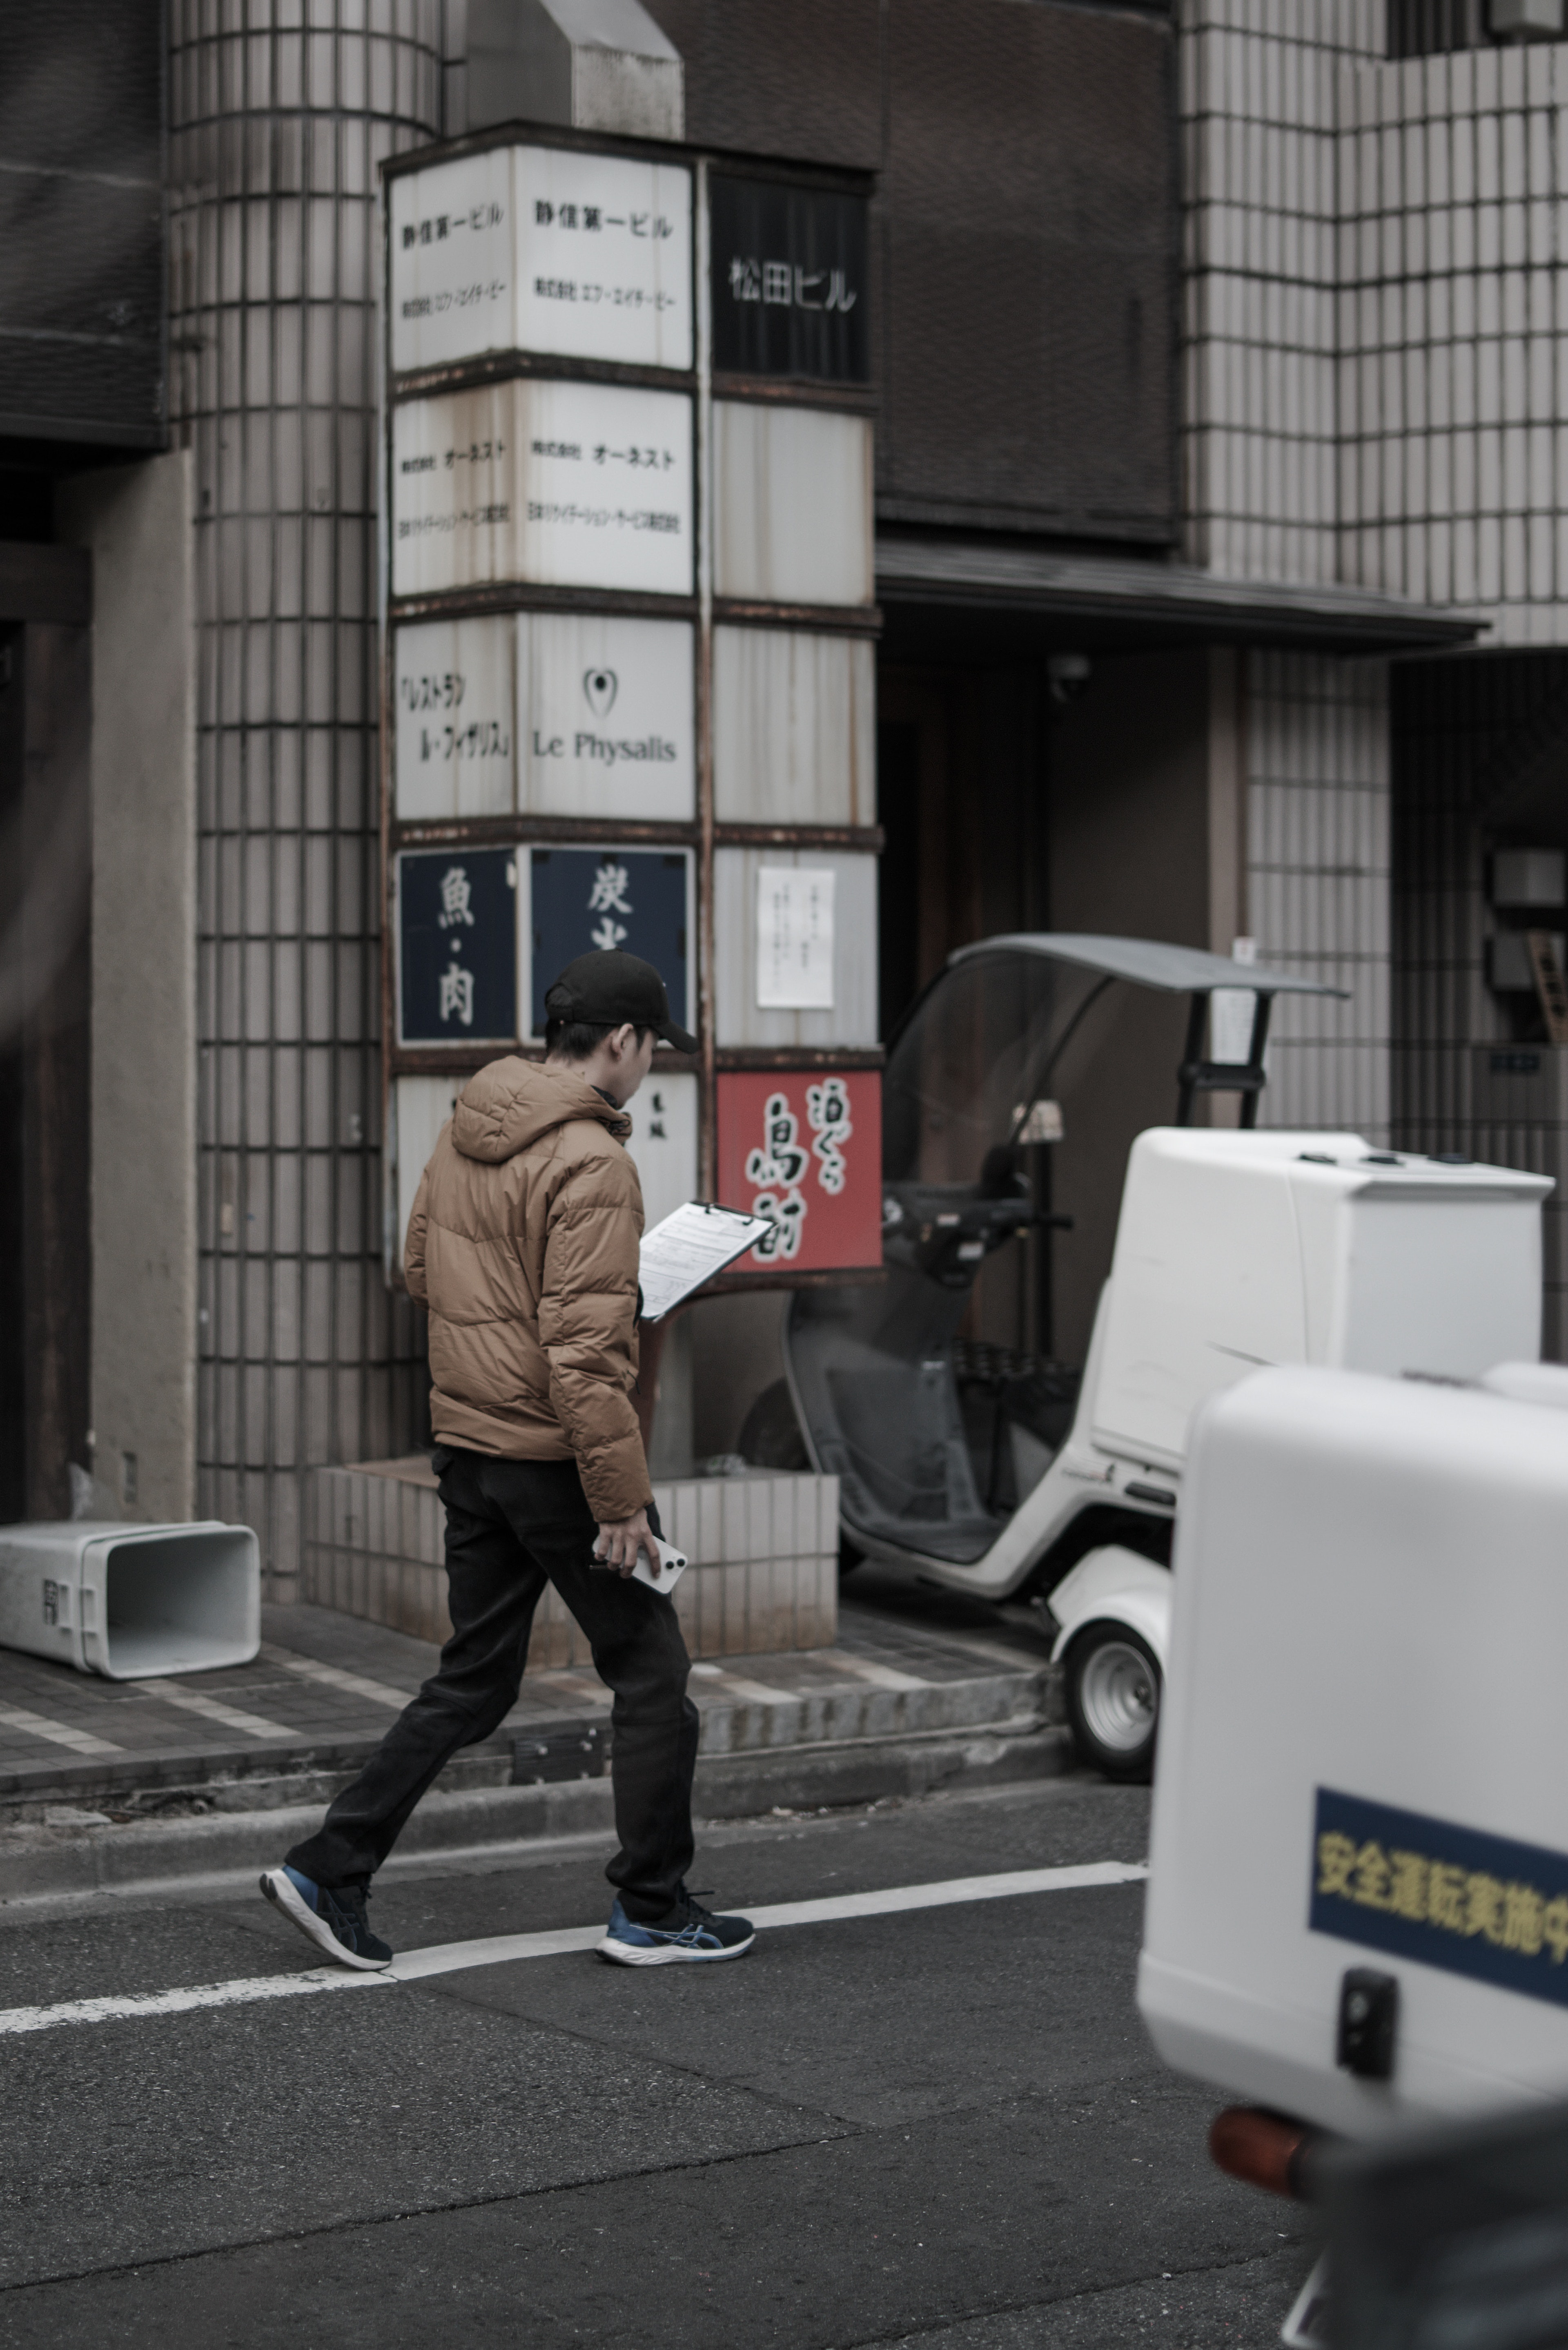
389, 145, 693, 376
519, 613, 694, 820
515, 147, 692, 370
391, 380, 694, 599
394, 615, 516, 820
389, 148, 514, 374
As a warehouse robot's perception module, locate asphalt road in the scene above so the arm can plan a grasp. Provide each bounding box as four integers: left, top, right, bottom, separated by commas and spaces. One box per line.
0, 1776, 1317, 2347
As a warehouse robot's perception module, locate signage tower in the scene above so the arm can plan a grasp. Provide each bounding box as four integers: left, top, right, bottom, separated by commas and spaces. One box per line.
381, 124, 882, 1291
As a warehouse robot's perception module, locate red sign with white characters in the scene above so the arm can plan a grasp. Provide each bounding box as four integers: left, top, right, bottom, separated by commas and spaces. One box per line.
715, 1069, 883, 1273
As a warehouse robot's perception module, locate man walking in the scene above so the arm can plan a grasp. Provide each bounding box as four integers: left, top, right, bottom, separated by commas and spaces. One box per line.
261, 950, 755, 1971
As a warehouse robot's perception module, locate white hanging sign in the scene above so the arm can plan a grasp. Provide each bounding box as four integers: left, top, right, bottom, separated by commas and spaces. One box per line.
388, 145, 693, 377
519, 612, 694, 820
389, 148, 515, 375
514, 147, 692, 371
390, 380, 694, 600
393, 614, 516, 820
756, 868, 835, 1010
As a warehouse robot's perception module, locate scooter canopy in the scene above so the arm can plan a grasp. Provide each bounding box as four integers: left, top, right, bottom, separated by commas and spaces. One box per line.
783, 934, 1345, 1570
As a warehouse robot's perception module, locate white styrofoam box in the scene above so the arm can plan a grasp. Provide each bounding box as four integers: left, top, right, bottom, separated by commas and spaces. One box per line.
713, 404, 873, 607
393, 613, 516, 820
394, 1073, 464, 1271
0, 1521, 260, 1679
712, 846, 878, 1046
392, 380, 694, 599
712, 626, 875, 826
518, 610, 694, 820
1140, 1364, 1568, 2136
625, 1068, 699, 1230
1492, 846, 1566, 908
388, 143, 693, 377
1091, 1129, 1550, 1471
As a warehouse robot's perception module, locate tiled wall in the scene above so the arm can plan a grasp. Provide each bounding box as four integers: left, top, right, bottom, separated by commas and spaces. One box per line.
1179, 0, 1383, 584
303, 1463, 841, 1662
169, 1, 442, 1594
1340, 40, 1568, 642
1247, 651, 1394, 1141
1182, 2, 1568, 643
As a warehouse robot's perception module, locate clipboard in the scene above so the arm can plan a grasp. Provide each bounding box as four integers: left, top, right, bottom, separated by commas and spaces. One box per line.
637, 1201, 773, 1322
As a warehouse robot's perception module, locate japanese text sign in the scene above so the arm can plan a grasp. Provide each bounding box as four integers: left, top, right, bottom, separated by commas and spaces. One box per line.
756, 867, 835, 1010
716, 1070, 882, 1272
1311, 1786, 1568, 2010
709, 176, 869, 383
391, 379, 694, 600
398, 847, 518, 1046
390, 145, 693, 375
528, 846, 691, 1039
394, 613, 516, 821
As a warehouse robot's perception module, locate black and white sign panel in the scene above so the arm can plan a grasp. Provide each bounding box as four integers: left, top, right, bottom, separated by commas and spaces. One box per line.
389, 145, 692, 376
397, 846, 518, 1046
390, 147, 514, 375
709, 176, 869, 383
394, 615, 516, 820
528, 846, 691, 1040
516, 146, 691, 372
391, 380, 694, 599
519, 613, 694, 820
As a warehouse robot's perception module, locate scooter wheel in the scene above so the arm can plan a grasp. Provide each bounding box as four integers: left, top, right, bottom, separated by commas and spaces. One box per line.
1065, 1623, 1160, 1783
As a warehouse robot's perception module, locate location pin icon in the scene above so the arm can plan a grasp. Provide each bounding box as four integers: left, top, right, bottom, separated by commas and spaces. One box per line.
584, 667, 618, 718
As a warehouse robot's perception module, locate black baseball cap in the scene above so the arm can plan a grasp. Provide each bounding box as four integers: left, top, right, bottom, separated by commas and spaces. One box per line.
544, 950, 698, 1055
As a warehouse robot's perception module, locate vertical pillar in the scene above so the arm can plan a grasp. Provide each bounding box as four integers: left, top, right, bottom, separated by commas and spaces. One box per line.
169, 1, 443, 1593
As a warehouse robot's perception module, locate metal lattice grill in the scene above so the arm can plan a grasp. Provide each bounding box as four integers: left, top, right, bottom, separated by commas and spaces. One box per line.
169, 0, 443, 1590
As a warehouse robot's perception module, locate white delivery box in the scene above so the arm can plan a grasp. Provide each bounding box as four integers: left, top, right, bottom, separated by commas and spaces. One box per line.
0, 1521, 260, 1678
1139, 1362, 1568, 2140
1091, 1132, 1550, 1472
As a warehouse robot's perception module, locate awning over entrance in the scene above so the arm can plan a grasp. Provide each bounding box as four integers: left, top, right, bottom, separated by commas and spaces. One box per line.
875, 535, 1484, 656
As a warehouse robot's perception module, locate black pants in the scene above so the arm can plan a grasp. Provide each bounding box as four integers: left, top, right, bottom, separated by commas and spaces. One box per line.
285, 1449, 698, 1922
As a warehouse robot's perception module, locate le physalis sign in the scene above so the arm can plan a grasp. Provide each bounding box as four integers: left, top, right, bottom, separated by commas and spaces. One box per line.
715, 1070, 882, 1274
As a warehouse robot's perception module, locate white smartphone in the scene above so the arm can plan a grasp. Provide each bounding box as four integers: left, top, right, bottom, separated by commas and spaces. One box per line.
634, 1537, 688, 1594
594, 1534, 688, 1593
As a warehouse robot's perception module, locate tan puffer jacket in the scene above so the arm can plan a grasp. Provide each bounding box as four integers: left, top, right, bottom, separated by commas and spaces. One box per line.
404, 1057, 650, 1524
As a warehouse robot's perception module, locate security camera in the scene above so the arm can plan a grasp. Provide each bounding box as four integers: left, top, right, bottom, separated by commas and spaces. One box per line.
1047, 652, 1092, 706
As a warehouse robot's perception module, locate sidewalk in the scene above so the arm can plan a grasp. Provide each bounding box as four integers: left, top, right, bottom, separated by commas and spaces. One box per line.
0, 1576, 1072, 1901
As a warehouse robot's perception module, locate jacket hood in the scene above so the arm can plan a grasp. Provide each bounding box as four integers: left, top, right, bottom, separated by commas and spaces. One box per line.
451, 1057, 630, 1164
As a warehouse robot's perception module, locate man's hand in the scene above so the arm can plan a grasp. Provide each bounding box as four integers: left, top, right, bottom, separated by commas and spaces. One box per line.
594, 1509, 661, 1579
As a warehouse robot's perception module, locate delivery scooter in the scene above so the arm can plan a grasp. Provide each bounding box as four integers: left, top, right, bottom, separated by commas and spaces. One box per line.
776, 934, 1551, 1779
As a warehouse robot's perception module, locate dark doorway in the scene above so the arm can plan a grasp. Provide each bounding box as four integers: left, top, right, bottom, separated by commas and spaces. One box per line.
0, 560, 93, 1522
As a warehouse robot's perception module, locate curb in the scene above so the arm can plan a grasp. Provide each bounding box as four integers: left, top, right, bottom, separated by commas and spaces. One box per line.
0, 1720, 1074, 1904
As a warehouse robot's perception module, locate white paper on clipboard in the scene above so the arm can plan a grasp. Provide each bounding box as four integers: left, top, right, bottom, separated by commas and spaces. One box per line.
638, 1201, 772, 1322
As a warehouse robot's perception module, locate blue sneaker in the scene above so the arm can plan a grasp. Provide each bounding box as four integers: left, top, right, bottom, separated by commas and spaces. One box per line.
260, 1865, 393, 1970
598, 1890, 755, 1967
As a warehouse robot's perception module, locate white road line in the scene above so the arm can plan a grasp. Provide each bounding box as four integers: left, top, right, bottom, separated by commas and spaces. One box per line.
258, 1646, 414, 1710
0, 1968, 392, 2036
0, 1703, 122, 1756
0, 1859, 1147, 2038
132, 1680, 295, 1741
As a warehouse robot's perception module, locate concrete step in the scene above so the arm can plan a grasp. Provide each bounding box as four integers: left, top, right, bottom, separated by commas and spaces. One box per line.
0, 1601, 1062, 1824
0, 1721, 1075, 1903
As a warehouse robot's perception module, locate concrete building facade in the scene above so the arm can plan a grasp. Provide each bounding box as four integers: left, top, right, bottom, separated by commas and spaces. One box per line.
7, 0, 1564, 1594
